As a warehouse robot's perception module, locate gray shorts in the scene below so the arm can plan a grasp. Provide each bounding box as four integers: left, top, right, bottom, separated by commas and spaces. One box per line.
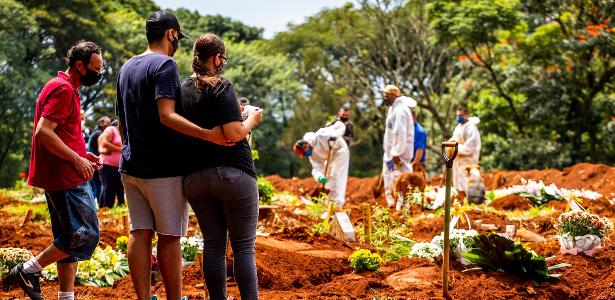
121, 174, 189, 236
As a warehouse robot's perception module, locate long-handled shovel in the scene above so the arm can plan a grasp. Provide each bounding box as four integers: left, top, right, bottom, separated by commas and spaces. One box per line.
322, 138, 336, 192
441, 141, 458, 300
321, 138, 336, 220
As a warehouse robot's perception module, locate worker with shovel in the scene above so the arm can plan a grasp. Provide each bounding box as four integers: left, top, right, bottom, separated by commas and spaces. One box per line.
381, 85, 415, 210
294, 121, 349, 207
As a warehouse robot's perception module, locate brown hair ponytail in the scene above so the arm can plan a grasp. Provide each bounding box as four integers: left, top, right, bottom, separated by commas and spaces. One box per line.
192, 33, 226, 91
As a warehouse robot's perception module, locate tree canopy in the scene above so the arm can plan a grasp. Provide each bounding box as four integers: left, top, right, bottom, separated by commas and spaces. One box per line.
0, 0, 613, 186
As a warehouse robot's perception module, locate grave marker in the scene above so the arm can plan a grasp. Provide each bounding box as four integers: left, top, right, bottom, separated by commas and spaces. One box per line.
330, 212, 355, 242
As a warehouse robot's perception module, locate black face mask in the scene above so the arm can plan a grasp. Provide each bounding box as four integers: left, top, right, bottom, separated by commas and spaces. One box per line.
80, 66, 102, 86
170, 36, 179, 56
215, 59, 225, 75
340, 117, 349, 122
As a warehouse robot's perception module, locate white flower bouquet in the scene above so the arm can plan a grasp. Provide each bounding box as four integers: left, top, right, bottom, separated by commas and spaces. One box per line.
181, 234, 204, 262
409, 242, 442, 261
431, 229, 478, 265
409, 185, 456, 210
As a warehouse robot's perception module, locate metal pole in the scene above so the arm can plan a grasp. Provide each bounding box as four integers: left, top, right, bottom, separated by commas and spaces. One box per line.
441, 141, 458, 300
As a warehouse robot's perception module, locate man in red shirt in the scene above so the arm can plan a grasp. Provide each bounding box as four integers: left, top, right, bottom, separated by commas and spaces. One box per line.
3, 41, 104, 300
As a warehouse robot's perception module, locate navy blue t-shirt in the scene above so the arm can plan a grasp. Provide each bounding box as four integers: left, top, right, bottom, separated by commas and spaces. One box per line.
178, 77, 256, 179
116, 53, 184, 178
413, 122, 427, 162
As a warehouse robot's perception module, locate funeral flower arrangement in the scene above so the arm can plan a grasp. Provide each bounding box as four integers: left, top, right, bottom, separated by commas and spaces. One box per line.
43, 246, 129, 287
461, 233, 569, 282
180, 235, 204, 262
409, 186, 457, 210
404, 229, 478, 264
409, 242, 442, 261
431, 229, 478, 265
492, 179, 602, 206
556, 210, 613, 255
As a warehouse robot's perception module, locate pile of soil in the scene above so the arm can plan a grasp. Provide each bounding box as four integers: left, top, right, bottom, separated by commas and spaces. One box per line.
492, 194, 534, 210
270, 162, 615, 204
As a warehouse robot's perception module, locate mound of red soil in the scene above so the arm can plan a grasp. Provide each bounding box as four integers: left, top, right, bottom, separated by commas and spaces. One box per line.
492, 194, 535, 210
490, 163, 615, 198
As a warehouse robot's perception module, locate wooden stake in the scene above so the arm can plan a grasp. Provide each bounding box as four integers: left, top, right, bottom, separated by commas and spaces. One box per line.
122, 215, 130, 236
361, 204, 372, 244
20, 209, 33, 227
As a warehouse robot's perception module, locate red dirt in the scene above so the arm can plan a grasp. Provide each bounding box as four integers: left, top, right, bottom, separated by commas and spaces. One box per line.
2, 162, 615, 299
492, 194, 534, 210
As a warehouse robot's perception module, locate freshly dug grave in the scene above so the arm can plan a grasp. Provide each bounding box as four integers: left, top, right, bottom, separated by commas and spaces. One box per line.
492, 194, 534, 210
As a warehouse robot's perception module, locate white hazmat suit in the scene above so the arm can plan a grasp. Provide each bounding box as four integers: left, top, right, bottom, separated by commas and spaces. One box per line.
303, 121, 349, 207
450, 117, 481, 192
382, 97, 415, 209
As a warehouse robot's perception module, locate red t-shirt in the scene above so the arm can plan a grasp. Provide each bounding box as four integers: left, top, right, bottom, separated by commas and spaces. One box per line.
28, 71, 88, 191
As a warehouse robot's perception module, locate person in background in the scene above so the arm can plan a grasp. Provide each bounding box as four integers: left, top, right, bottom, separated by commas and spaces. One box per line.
380, 85, 414, 210
238, 96, 250, 107
449, 107, 481, 201
80, 110, 91, 144
4, 41, 103, 300
411, 110, 427, 175
326, 104, 354, 147
294, 121, 349, 208
238, 97, 255, 145
180, 33, 263, 300
98, 119, 124, 208
88, 116, 111, 202
116, 11, 228, 300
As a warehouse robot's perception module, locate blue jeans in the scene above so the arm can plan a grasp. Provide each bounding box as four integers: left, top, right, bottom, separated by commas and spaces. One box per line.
45, 182, 100, 263
90, 170, 101, 204
183, 166, 259, 300
99, 165, 124, 208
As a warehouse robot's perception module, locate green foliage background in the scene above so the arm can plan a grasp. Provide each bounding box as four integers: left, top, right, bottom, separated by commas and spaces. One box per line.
0, 0, 613, 187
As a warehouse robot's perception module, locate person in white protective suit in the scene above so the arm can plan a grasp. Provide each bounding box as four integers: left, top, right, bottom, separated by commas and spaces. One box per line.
449, 107, 481, 201
293, 121, 349, 207
381, 85, 415, 210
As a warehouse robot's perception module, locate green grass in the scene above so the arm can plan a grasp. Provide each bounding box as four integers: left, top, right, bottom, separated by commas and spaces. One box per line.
1, 203, 50, 222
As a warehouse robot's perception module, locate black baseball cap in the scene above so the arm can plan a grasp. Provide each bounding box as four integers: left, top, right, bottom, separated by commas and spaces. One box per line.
146, 11, 189, 39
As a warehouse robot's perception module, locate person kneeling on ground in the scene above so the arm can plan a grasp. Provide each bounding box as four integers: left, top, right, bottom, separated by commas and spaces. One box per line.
294, 121, 350, 208
180, 33, 263, 300
3, 41, 103, 300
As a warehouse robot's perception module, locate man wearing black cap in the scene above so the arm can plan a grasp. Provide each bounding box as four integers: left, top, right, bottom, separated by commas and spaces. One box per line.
116, 11, 228, 300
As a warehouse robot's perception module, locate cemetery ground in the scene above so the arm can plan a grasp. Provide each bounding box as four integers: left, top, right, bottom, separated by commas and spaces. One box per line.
1, 163, 615, 299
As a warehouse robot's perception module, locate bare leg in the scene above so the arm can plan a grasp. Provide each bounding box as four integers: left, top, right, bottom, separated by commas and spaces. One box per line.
34, 244, 70, 267
128, 229, 153, 300
157, 234, 182, 300
57, 262, 77, 292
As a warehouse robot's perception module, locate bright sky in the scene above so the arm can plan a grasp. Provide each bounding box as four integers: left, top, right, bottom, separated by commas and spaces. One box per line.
153, 0, 351, 39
